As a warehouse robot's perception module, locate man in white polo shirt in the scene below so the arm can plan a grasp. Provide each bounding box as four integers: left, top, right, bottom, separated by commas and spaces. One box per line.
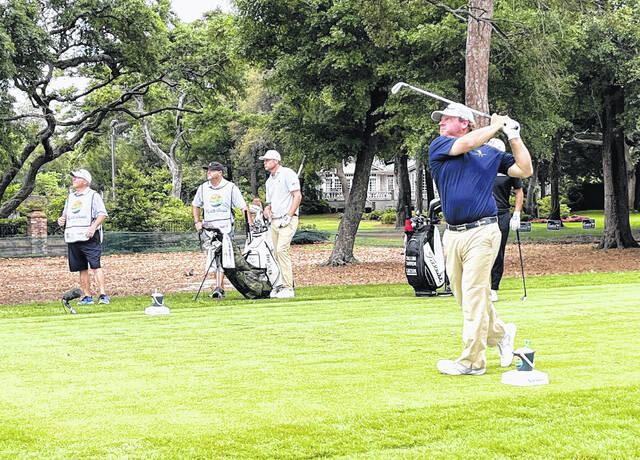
259, 149, 302, 299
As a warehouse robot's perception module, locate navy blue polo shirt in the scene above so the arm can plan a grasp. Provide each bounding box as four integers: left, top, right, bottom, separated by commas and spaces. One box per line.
429, 136, 515, 225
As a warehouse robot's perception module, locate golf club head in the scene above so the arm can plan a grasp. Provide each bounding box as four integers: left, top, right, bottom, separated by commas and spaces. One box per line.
521, 295, 527, 301
391, 82, 407, 94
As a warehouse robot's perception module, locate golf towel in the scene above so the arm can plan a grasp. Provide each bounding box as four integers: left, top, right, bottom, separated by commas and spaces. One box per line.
222, 233, 235, 269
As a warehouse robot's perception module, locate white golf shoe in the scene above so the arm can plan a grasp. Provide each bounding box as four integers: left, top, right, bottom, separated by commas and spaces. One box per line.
498, 323, 517, 367
274, 288, 295, 299
437, 359, 486, 376
491, 290, 499, 302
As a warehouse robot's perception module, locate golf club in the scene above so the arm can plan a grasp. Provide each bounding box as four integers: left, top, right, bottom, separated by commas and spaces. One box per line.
194, 229, 223, 301
515, 229, 527, 301
391, 82, 492, 120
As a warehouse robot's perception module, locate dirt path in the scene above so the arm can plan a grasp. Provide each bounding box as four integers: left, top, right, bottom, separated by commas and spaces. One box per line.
1, 243, 640, 305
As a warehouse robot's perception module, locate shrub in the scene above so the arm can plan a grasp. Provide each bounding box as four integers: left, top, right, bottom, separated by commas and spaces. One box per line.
380, 210, 397, 224
537, 196, 571, 219
301, 198, 332, 214
147, 196, 193, 231
292, 229, 331, 244
368, 210, 383, 220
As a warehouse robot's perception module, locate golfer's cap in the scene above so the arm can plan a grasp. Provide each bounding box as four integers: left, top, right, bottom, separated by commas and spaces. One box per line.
203, 161, 225, 171
258, 149, 281, 161
487, 138, 506, 152
70, 169, 92, 184
431, 103, 475, 124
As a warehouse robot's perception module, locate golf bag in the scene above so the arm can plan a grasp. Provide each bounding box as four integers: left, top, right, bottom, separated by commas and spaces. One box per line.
200, 212, 284, 299
404, 198, 450, 297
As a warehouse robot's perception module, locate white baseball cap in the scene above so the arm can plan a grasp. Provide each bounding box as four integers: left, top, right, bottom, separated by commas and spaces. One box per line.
431, 103, 475, 124
487, 138, 506, 152
70, 168, 92, 184
258, 149, 281, 161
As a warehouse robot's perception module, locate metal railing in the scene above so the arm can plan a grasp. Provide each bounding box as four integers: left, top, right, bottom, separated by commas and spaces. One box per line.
0, 221, 27, 238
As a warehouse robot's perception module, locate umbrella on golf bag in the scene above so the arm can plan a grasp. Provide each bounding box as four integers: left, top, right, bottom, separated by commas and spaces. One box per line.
197, 212, 284, 299
404, 198, 451, 297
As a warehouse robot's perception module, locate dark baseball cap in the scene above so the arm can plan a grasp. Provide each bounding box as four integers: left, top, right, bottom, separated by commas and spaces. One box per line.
203, 161, 225, 171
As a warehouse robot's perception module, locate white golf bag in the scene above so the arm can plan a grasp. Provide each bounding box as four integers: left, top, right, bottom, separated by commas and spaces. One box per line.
222, 207, 283, 299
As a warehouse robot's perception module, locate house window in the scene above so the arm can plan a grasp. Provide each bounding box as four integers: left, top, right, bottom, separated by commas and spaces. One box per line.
387, 177, 394, 192
330, 177, 342, 192
368, 176, 377, 192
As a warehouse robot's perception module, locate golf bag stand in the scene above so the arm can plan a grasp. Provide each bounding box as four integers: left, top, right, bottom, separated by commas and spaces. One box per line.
194, 227, 223, 301
404, 198, 451, 297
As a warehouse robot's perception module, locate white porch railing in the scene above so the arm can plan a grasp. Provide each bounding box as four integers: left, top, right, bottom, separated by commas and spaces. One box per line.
319, 190, 396, 201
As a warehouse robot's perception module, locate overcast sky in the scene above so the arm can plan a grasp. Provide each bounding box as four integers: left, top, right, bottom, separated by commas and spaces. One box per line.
170, 0, 235, 22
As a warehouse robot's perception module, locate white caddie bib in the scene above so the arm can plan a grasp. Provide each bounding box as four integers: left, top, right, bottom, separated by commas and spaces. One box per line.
202, 182, 234, 234
64, 190, 95, 243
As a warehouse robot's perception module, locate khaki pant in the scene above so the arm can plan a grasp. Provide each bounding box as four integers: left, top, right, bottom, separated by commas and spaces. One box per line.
271, 216, 298, 289
442, 222, 505, 369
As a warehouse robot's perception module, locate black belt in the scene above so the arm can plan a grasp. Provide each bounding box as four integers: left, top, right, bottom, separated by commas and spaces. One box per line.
446, 216, 497, 232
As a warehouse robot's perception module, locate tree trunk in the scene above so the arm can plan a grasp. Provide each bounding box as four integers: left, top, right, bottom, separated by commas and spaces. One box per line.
324, 88, 386, 266
635, 162, 640, 212
525, 157, 539, 218
250, 160, 258, 197
415, 156, 424, 213
424, 166, 435, 208
394, 154, 412, 228
599, 85, 638, 249
335, 160, 350, 203
139, 95, 188, 200
625, 142, 635, 210
548, 143, 563, 224
465, 0, 494, 127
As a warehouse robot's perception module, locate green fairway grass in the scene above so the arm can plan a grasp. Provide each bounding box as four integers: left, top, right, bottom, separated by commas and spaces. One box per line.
1, 271, 639, 458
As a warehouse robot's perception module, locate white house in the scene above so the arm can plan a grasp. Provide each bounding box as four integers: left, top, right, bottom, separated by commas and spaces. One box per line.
317, 159, 436, 211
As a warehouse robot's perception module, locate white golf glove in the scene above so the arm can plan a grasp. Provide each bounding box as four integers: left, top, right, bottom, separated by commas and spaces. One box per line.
510, 211, 521, 231
502, 118, 521, 140
279, 214, 291, 228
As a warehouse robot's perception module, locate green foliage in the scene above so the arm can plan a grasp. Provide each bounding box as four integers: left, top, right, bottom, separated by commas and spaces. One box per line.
0, 184, 19, 205
380, 208, 397, 225
47, 195, 66, 220
300, 173, 332, 215
362, 207, 397, 224
538, 195, 571, 219
106, 163, 190, 231
364, 210, 383, 221
147, 196, 192, 231
380, 210, 396, 224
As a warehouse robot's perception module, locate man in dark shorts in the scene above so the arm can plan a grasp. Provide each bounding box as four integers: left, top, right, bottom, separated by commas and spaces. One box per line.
58, 169, 109, 305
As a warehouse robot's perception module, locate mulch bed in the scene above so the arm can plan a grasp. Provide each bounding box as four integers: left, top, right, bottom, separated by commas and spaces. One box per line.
1, 243, 640, 305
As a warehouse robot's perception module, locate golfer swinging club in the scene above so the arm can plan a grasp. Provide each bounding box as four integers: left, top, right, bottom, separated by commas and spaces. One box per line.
429, 103, 532, 375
